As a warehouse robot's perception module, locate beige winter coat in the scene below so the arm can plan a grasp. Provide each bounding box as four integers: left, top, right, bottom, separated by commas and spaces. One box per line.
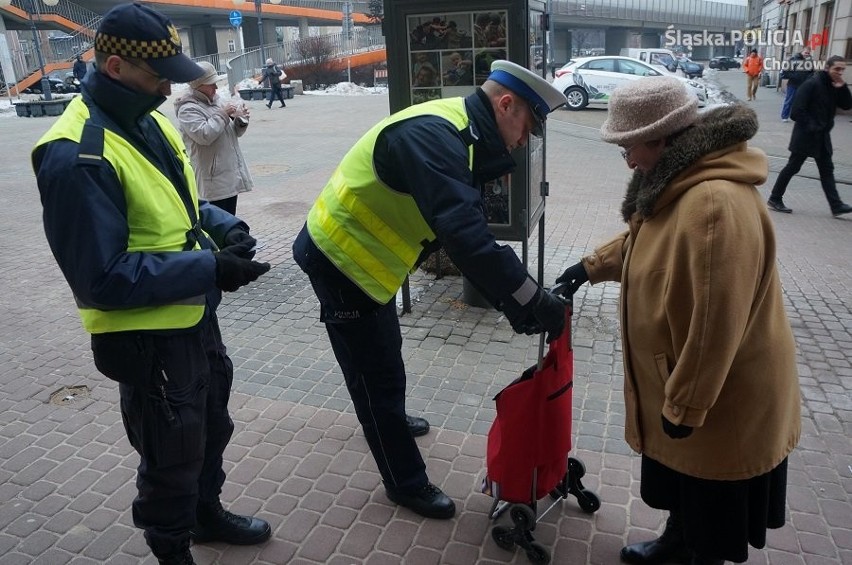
583, 105, 800, 480
174, 90, 253, 202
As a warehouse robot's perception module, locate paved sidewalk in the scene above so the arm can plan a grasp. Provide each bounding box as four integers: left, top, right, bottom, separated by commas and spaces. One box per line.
0, 72, 850, 565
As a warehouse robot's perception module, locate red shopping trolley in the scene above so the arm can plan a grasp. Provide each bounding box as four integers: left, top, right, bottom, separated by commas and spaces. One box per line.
482, 289, 600, 564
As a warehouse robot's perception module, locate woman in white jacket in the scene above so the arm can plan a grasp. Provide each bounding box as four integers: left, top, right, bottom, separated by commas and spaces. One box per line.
175, 61, 253, 215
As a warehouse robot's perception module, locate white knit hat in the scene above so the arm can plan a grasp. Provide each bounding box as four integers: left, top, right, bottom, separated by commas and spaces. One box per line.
189, 61, 219, 89
600, 76, 698, 146
265, 58, 274, 66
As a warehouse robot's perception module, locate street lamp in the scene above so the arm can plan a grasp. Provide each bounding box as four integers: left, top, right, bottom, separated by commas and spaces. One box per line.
30, 0, 58, 100
0, 0, 58, 99
233, 0, 281, 63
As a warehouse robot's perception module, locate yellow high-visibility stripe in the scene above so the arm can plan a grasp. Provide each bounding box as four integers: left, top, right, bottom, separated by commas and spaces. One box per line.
313, 197, 399, 297
332, 178, 420, 266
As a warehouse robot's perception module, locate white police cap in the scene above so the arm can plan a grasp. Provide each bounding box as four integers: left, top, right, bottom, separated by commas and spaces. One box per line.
487, 60, 568, 136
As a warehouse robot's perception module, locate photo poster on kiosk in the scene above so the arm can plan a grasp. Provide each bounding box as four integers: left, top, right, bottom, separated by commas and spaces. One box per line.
384, 0, 550, 245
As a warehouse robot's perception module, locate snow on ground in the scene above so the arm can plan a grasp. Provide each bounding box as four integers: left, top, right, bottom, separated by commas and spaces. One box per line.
304, 82, 387, 96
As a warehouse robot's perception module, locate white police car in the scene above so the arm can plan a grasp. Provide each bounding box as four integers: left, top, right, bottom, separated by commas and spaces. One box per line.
553, 56, 707, 111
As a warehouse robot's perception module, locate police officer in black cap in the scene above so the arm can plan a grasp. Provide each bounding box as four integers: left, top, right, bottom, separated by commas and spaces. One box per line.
31, 4, 271, 564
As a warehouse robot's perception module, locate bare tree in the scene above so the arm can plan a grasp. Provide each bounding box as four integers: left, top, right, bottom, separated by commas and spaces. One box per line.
573, 29, 591, 56
291, 35, 340, 88
366, 0, 383, 24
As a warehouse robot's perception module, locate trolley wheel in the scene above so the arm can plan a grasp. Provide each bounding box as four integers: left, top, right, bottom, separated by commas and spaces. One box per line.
568, 457, 586, 479
491, 525, 515, 551
577, 490, 601, 513
509, 504, 536, 531
525, 541, 551, 565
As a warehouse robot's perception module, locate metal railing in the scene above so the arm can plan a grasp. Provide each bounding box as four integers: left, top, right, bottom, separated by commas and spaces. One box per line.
9, 0, 100, 36
223, 27, 384, 89
550, 0, 746, 31
2, 0, 101, 92
255, 0, 368, 11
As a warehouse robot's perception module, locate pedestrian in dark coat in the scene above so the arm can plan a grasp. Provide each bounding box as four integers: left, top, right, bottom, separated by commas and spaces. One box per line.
261, 58, 286, 108
779, 48, 812, 120
768, 55, 852, 217
72, 54, 87, 80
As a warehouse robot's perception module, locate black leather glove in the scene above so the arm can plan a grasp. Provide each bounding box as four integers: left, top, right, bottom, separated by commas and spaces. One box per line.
214, 243, 271, 292
532, 289, 567, 343
508, 310, 542, 336
662, 415, 693, 439
555, 262, 589, 297
223, 228, 257, 260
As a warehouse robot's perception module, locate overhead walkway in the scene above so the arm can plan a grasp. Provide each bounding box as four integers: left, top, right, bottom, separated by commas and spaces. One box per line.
1, 0, 384, 96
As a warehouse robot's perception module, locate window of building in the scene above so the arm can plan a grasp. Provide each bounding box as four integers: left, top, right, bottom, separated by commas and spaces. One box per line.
228, 39, 236, 53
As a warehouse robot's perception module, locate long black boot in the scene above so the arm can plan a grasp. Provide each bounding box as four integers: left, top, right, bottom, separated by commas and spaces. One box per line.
621, 514, 691, 564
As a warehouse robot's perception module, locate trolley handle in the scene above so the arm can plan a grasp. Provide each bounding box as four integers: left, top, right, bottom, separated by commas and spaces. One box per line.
537, 286, 573, 366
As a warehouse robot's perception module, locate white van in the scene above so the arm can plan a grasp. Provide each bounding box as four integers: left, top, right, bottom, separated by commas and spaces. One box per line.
619, 48, 677, 72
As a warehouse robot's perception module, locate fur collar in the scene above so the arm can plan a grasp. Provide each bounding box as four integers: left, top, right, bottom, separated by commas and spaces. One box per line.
621, 104, 758, 221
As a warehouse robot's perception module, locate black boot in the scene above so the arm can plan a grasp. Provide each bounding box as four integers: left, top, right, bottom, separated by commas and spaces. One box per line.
621, 515, 690, 564
279, 102, 286, 107
266, 101, 272, 108
158, 548, 195, 565
190, 500, 272, 545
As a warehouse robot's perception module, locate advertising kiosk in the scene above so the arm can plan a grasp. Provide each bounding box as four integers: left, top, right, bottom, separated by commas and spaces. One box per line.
383, 0, 552, 308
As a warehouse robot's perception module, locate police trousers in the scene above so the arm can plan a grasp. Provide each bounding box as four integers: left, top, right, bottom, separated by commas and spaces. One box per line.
293, 227, 428, 492
91, 314, 234, 557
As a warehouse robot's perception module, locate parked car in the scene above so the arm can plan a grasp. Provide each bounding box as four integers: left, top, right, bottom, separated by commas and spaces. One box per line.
675, 57, 704, 79
25, 75, 69, 95
552, 56, 707, 111
708, 56, 741, 70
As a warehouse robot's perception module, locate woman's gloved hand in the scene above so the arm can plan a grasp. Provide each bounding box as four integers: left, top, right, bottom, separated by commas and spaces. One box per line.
555, 261, 589, 297
662, 415, 693, 439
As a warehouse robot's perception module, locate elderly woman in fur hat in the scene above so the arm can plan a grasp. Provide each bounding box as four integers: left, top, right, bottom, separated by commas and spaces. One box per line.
556, 77, 800, 565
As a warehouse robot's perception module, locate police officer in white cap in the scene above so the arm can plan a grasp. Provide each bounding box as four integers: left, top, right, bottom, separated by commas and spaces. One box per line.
292, 59, 568, 520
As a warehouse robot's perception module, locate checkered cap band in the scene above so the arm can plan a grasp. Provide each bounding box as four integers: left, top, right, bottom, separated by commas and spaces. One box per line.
95, 33, 180, 59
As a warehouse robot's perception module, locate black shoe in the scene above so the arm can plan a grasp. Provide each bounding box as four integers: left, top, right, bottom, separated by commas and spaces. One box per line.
831, 203, 852, 217
190, 500, 271, 545
385, 482, 456, 519
620, 516, 690, 564
280, 103, 286, 107
266, 102, 272, 108
767, 199, 792, 213
406, 415, 430, 437
158, 548, 195, 565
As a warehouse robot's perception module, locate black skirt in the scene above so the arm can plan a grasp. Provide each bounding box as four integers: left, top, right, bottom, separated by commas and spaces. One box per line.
640, 455, 788, 563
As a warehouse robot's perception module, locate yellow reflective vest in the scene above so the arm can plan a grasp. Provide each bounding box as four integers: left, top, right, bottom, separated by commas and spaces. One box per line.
307, 98, 473, 304
34, 97, 206, 334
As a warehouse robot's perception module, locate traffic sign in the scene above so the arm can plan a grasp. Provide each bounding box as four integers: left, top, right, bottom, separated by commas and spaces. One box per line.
229, 10, 242, 27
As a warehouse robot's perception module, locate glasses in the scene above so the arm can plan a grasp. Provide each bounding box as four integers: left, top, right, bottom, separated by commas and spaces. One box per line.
123, 58, 169, 84
620, 144, 637, 161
